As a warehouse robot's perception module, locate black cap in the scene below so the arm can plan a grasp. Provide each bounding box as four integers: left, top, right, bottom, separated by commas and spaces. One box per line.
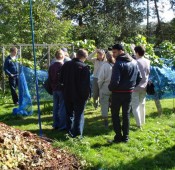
112, 44, 124, 51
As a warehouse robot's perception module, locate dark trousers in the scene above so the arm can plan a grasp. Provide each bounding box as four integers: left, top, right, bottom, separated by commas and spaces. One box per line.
64, 100, 86, 137
9, 77, 18, 104
111, 92, 132, 141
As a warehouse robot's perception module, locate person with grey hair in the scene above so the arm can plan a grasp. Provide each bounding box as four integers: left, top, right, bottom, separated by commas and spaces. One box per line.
98, 51, 115, 127
87, 49, 106, 109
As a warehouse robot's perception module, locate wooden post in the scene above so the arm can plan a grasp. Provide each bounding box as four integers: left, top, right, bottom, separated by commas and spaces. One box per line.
47, 46, 50, 68
2, 47, 5, 94
154, 92, 162, 116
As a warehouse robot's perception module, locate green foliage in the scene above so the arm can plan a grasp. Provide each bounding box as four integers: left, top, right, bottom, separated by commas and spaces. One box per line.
59, 0, 145, 47
15, 58, 40, 70
123, 35, 162, 66
158, 41, 175, 65
73, 39, 96, 53
0, 0, 73, 45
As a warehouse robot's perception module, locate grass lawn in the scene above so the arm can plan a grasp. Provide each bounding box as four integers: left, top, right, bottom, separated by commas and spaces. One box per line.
0, 94, 175, 170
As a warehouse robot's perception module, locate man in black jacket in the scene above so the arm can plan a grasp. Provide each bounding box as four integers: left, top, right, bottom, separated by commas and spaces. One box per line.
108, 44, 142, 143
60, 49, 91, 138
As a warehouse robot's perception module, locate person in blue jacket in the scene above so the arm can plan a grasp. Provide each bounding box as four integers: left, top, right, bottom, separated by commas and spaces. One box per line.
108, 44, 142, 143
4, 47, 19, 105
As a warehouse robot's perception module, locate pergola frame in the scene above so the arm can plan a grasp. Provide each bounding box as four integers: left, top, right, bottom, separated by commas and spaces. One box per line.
1, 43, 74, 93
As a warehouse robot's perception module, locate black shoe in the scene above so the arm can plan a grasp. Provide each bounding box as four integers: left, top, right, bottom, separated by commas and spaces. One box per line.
52, 127, 59, 131
122, 137, 129, 143
107, 139, 122, 144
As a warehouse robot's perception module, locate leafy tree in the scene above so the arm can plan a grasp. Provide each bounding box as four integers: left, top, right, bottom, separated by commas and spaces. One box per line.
0, 0, 72, 45
59, 0, 146, 48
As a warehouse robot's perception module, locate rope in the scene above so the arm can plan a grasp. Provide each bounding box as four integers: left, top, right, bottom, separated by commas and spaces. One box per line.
29, 0, 42, 136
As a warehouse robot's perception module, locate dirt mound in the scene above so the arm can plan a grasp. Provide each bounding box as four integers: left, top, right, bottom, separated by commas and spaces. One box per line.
0, 123, 81, 170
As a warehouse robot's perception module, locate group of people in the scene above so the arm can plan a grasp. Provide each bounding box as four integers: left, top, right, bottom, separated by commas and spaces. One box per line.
4, 44, 150, 143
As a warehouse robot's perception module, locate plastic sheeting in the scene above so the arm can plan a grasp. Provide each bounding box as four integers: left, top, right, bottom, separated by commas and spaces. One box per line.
13, 65, 52, 115
13, 63, 175, 116
149, 66, 175, 99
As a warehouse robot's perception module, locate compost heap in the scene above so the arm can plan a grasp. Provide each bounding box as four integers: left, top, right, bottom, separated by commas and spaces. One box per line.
0, 123, 81, 170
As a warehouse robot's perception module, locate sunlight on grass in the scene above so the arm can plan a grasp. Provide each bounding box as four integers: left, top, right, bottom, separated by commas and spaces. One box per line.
0, 96, 175, 170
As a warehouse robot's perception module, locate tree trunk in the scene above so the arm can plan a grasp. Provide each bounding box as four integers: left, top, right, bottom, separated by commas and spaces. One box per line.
147, 0, 150, 41
154, 0, 163, 43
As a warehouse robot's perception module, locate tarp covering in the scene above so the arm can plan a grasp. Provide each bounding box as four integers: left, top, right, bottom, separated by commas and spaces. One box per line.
13, 64, 175, 116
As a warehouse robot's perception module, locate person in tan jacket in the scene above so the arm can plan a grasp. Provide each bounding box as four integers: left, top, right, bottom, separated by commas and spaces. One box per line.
87, 49, 106, 109
98, 51, 115, 127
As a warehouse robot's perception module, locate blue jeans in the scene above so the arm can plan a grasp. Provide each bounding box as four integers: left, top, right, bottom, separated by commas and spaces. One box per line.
53, 91, 66, 129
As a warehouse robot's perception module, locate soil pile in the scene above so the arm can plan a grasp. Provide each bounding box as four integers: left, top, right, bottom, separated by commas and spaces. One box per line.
0, 123, 81, 170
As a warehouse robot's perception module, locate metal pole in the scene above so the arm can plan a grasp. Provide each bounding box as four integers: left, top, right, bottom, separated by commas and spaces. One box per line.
29, 0, 42, 136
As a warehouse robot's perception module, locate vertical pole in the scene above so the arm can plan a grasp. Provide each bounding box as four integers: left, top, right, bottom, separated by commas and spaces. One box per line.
47, 45, 50, 68
29, 0, 42, 136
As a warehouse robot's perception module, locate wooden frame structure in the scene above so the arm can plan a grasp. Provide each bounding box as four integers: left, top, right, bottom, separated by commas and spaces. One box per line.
1, 43, 74, 93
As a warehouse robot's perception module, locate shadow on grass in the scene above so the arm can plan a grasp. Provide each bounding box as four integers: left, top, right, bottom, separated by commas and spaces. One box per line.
83, 114, 113, 137
89, 145, 175, 170
147, 108, 174, 119
29, 129, 68, 142
118, 145, 175, 170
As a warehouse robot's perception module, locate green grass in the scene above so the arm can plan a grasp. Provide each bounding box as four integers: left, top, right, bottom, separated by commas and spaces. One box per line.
0, 94, 175, 170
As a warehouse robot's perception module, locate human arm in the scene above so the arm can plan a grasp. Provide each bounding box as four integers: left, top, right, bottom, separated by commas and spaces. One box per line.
98, 64, 105, 89
4, 58, 14, 77
80, 66, 91, 100
136, 65, 142, 87
86, 50, 97, 63
108, 63, 121, 91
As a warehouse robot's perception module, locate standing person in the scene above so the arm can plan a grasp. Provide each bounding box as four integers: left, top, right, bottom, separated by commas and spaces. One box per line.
131, 46, 150, 128
4, 47, 19, 105
87, 49, 106, 109
108, 44, 142, 143
98, 51, 115, 127
48, 50, 66, 130
60, 49, 91, 138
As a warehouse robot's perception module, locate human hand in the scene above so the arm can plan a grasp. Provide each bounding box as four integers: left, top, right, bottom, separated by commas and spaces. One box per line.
130, 44, 135, 54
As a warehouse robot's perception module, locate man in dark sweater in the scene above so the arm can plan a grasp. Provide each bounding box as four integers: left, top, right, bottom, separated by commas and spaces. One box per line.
48, 50, 66, 130
60, 49, 91, 138
108, 44, 142, 143
4, 47, 19, 105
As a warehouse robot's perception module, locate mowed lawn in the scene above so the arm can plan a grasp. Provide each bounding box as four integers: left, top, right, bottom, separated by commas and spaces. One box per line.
0, 94, 175, 170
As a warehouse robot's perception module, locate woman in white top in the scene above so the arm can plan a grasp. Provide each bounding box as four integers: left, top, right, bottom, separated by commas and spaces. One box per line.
87, 49, 106, 109
131, 46, 150, 128
98, 51, 115, 127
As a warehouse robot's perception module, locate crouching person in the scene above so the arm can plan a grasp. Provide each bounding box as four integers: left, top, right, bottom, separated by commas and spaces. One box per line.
60, 49, 91, 138
98, 51, 115, 127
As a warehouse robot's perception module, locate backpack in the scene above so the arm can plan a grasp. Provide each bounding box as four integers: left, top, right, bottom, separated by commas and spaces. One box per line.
146, 80, 155, 95
43, 78, 53, 95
